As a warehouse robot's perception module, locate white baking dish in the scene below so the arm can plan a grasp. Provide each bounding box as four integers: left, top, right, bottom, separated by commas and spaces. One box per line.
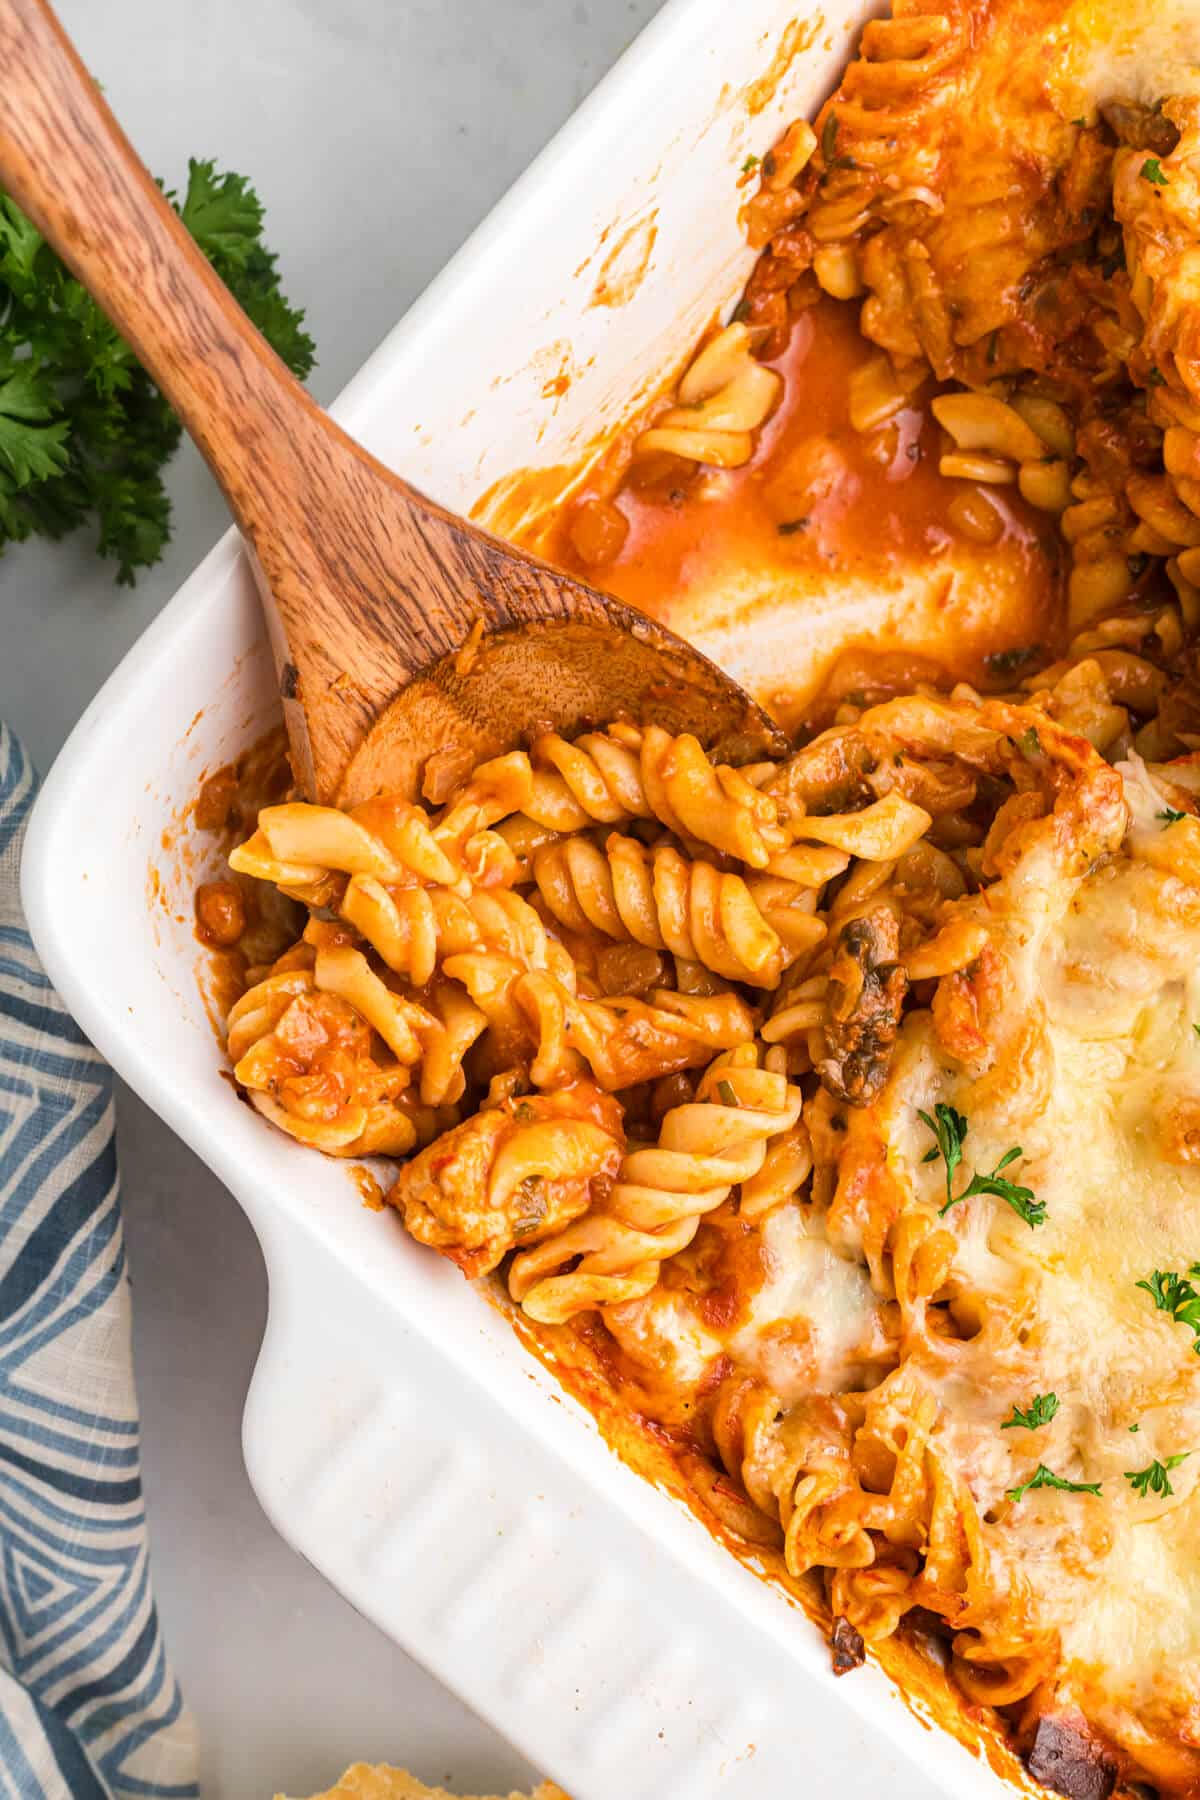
22, 3, 1023, 1794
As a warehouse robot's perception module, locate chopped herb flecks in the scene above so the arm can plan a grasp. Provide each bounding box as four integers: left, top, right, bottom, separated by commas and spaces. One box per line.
1136, 1266, 1200, 1352
1007, 1464, 1102, 1502
920, 1105, 1044, 1226
1002, 1393, 1059, 1431
1125, 1454, 1190, 1499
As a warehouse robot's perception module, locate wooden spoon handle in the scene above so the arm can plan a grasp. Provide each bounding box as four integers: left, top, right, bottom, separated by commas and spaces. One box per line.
0, 0, 787, 806
0, 0, 316, 513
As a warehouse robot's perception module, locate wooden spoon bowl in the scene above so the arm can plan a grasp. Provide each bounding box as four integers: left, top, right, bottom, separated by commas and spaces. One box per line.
0, 0, 787, 804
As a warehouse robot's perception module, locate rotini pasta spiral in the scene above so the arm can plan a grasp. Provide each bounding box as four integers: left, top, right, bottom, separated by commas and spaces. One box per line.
528, 832, 825, 988
507, 1044, 802, 1321
341, 877, 573, 991
523, 724, 792, 866
229, 750, 534, 903
227, 943, 443, 1155
389, 1084, 625, 1279
511, 971, 758, 1091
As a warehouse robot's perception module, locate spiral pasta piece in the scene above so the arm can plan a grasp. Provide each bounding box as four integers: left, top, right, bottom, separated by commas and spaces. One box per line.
388, 1084, 625, 1279
528, 833, 826, 988
227, 943, 443, 1156
340, 877, 567, 989
512, 970, 757, 1091
522, 724, 791, 866
507, 1044, 802, 1321
229, 751, 534, 903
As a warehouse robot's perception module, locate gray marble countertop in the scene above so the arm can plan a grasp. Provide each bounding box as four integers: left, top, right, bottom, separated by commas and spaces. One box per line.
2, 2, 662, 1792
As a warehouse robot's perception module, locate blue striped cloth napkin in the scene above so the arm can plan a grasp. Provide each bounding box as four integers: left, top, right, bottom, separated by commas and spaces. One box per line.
0, 722, 198, 1799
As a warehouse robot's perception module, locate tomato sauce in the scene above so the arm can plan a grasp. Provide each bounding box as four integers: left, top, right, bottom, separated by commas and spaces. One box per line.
544, 297, 1066, 730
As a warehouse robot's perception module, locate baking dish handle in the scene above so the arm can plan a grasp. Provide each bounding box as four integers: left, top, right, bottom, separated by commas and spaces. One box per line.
241, 1212, 945, 1800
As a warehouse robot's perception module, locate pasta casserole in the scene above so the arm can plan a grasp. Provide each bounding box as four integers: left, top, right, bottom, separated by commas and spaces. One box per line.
197, 3, 1200, 1795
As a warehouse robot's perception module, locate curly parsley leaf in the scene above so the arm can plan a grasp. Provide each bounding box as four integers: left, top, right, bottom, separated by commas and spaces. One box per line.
0, 364, 72, 489
1136, 1267, 1200, 1350
1006, 1463, 1102, 1503
0, 157, 315, 584
953, 1149, 1045, 1227
1002, 1393, 1059, 1431
920, 1107, 1044, 1226
918, 1103, 968, 1203
1124, 1453, 1189, 1499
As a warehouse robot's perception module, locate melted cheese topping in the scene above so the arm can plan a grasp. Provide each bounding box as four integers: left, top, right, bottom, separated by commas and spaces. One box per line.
608, 755, 1200, 1763
1058, 0, 1200, 113
876, 761, 1200, 1750
606, 1200, 892, 1405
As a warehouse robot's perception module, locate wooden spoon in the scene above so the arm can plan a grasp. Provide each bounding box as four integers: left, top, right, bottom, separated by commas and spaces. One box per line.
0, 0, 787, 806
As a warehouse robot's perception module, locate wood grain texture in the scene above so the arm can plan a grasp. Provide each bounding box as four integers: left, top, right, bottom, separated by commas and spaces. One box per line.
0, 0, 787, 801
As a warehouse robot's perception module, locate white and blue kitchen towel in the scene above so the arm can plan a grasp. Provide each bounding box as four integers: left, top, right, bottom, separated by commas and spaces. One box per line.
0, 723, 198, 1800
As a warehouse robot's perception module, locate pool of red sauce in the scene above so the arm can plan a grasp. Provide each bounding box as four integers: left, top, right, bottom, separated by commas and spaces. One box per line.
544, 296, 1064, 713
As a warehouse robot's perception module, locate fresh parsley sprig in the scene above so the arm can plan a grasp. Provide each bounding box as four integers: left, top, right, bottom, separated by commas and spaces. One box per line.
919, 1102, 967, 1203
918, 1104, 1045, 1227
1136, 1266, 1200, 1352
950, 1150, 1045, 1226
1006, 1463, 1102, 1503
1124, 1453, 1190, 1499
0, 159, 315, 584
1002, 1393, 1059, 1431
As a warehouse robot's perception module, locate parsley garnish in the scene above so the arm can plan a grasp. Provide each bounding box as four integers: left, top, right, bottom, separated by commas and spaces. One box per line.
1124, 1453, 1189, 1498
1129, 1423, 1140, 1433
918, 1103, 968, 1203
1157, 807, 1188, 826
1007, 1464, 1102, 1503
741, 154, 760, 175
1002, 1393, 1059, 1431
919, 1105, 1044, 1226
1018, 726, 1043, 756
1136, 1266, 1200, 1351
0, 162, 314, 584
1147, 367, 1166, 388
1071, 116, 1088, 127
950, 1149, 1045, 1226
821, 115, 840, 161
1193, 1024, 1200, 1040
1140, 158, 1169, 187
716, 1079, 740, 1107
